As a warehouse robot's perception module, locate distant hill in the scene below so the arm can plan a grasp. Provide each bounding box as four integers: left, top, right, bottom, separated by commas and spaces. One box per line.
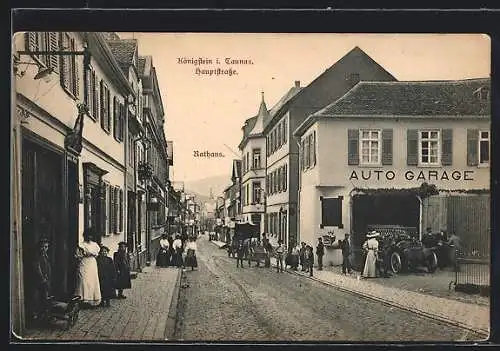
183, 174, 232, 199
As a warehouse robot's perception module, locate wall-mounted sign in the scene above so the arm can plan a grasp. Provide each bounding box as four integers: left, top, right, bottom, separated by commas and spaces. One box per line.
349, 169, 475, 182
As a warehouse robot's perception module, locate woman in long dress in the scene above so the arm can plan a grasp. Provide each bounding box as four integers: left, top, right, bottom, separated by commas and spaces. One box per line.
362, 231, 379, 278
156, 234, 171, 267
184, 238, 198, 270
114, 242, 132, 299
171, 235, 184, 268
75, 230, 101, 307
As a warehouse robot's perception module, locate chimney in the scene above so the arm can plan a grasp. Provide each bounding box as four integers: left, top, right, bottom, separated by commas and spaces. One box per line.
295, 80, 301, 88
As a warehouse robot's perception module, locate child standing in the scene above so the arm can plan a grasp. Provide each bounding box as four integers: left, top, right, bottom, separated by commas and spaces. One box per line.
113, 242, 132, 299
96, 246, 116, 307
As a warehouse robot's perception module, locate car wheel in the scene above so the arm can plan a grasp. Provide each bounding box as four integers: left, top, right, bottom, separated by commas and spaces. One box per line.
390, 251, 404, 274
427, 251, 438, 273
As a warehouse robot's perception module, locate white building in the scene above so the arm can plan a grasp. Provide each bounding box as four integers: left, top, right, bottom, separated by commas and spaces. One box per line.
239, 93, 268, 233
12, 32, 135, 332
294, 78, 491, 266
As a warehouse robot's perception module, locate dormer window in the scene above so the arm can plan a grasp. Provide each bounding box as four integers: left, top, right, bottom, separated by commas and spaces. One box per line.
474, 86, 490, 101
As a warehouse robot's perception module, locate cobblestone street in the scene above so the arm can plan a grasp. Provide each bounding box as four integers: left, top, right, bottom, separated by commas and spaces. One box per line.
174, 236, 483, 342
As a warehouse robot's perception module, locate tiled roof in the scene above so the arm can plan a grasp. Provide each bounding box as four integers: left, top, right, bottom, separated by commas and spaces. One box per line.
242, 116, 257, 137
106, 39, 138, 67
317, 78, 490, 117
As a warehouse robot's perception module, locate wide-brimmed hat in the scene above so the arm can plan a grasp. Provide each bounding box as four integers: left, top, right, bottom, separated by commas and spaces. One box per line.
366, 231, 380, 238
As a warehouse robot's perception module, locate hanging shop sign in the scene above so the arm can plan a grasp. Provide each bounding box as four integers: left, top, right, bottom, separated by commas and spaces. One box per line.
349, 169, 475, 182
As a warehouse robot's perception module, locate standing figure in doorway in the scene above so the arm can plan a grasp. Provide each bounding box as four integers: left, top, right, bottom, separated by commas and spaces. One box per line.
75, 229, 102, 307
32, 237, 52, 321
362, 231, 379, 278
114, 242, 132, 299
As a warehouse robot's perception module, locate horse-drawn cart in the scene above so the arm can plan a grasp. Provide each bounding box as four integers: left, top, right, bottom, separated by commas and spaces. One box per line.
228, 222, 259, 258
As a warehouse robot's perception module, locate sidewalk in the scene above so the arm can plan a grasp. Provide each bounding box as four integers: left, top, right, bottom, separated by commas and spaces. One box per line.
19, 265, 182, 341
270, 258, 489, 337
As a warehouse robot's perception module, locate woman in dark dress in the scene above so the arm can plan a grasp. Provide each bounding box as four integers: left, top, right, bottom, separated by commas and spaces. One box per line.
32, 238, 51, 321
96, 246, 116, 307
156, 234, 171, 267
113, 242, 132, 299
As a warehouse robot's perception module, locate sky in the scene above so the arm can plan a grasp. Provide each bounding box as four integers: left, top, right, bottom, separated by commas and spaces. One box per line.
118, 33, 490, 183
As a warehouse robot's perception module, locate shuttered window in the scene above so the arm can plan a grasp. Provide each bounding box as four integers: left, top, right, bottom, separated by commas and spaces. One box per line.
381, 129, 393, 165
467, 129, 479, 166
59, 33, 79, 98
284, 164, 287, 191
113, 97, 120, 140
91, 70, 98, 120
406, 129, 419, 166
311, 131, 316, 167
25, 32, 60, 72
99, 80, 111, 132
109, 186, 115, 234
119, 189, 124, 232
320, 196, 344, 229
114, 187, 119, 234
284, 118, 288, 144
348, 129, 359, 165
119, 103, 125, 141
441, 129, 453, 166
277, 168, 282, 192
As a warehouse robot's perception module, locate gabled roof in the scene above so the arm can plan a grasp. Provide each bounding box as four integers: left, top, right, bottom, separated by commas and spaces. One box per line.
264, 46, 396, 130
106, 39, 138, 73
265, 86, 302, 125
242, 116, 257, 137
294, 78, 491, 137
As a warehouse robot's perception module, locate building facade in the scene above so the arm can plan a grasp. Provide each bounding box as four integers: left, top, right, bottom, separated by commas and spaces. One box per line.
12, 32, 135, 332
263, 47, 397, 250
11, 32, 176, 334
294, 78, 491, 266
239, 94, 268, 233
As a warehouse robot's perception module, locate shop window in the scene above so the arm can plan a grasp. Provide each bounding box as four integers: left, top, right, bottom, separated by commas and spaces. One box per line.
320, 196, 343, 229
419, 130, 440, 166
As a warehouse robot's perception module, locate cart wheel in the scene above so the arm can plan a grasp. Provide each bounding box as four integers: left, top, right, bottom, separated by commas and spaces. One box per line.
390, 251, 404, 274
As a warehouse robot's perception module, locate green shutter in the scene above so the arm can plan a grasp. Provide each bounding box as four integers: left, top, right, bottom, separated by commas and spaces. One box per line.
348, 129, 359, 165
407, 129, 419, 166
100, 80, 105, 130
382, 129, 393, 165
441, 129, 453, 166
467, 129, 479, 166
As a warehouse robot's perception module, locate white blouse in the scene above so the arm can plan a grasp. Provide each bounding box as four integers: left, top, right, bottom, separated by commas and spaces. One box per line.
160, 238, 169, 249
186, 241, 197, 251
173, 239, 183, 249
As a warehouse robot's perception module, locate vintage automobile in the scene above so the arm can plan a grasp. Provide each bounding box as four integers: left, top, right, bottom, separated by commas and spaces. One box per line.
377, 231, 438, 274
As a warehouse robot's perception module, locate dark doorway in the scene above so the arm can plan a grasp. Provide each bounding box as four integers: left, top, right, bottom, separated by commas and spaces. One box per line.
21, 137, 64, 325
352, 193, 420, 249
66, 160, 79, 297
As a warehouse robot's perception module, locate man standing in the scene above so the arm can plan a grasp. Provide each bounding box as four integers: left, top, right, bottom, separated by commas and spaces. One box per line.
275, 239, 286, 273
306, 245, 314, 277
299, 242, 306, 271
316, 237, 325, 271
339, 233, 352, 274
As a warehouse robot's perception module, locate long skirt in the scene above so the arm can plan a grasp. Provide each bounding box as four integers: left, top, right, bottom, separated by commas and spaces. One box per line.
363, 250, 378, 278
185, 249, 198, 268
156, 248, 171, 267
75, 257, 102, 306
171, 248, 184, 267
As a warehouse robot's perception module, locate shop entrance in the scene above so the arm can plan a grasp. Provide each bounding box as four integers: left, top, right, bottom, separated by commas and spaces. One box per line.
22, 137, 66, 325
351, 193, 420, 256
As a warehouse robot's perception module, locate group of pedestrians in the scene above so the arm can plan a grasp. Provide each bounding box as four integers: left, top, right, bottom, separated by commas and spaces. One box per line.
156, 232, 198, 270
31, 229, 132, 323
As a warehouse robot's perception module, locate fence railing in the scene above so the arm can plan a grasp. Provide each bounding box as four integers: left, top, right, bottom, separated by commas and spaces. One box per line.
454, 253, 490, 296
